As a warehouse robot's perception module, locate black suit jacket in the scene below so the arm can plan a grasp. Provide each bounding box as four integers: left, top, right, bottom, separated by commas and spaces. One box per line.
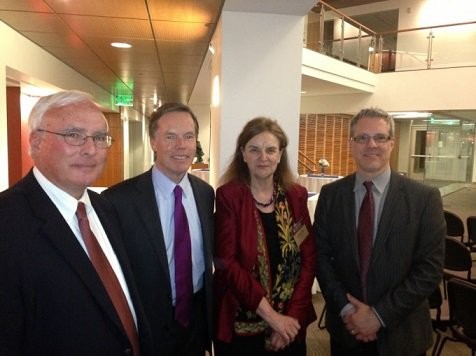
103, 168, 215, 355
0, 171, 153, 355
314, 171, 446, 355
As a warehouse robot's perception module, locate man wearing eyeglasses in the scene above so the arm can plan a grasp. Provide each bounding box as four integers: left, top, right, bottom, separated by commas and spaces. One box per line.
0, 90, 152, 355
314, 107, 445, 356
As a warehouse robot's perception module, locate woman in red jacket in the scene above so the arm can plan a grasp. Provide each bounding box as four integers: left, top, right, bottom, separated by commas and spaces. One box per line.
213, 117, 317, 355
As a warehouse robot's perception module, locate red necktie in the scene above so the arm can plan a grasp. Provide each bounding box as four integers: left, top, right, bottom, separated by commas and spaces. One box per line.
173, 185, 193, 328
357, 181, 374, 302
76, 202, 140, 355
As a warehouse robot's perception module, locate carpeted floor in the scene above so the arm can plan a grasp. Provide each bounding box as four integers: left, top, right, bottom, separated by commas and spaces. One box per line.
305, 292, 469, 356
441, 184, 476, 224
306, 184, 476, 356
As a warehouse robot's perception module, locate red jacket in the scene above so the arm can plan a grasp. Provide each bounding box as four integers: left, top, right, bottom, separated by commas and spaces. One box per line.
213, 181, 317, 342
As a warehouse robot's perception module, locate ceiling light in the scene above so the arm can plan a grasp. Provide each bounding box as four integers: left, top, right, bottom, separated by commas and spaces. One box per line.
389, 111, 432, 119
111, 42, 132, 49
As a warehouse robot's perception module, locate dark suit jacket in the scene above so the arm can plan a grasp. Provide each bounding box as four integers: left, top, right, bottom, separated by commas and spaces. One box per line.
0, 171, 153, 355
103, 168, 215, 355
314, 171, 446, 355
213, 181, 317, 343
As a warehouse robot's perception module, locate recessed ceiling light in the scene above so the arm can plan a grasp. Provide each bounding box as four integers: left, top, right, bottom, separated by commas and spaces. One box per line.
111, 42, 132, 49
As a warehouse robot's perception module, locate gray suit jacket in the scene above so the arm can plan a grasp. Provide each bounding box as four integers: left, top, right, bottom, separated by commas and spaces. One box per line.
103, 168, 214, 355
314, 171, 445, 355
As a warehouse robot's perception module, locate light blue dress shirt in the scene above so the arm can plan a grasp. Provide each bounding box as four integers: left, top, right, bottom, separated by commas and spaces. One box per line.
151, 166, 205, 305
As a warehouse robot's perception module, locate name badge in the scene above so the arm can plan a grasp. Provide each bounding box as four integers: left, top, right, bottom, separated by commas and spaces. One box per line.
293, 221, 309, 247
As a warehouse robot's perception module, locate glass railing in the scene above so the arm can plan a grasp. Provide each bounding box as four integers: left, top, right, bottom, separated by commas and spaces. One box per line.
305, 1, 476, 73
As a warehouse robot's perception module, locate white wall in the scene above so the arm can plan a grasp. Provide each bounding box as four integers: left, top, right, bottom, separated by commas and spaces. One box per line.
211, 11, 305, 187
301, 65, 476, 114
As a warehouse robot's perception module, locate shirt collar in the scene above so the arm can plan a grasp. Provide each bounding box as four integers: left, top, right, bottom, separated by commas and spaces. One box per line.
152, 165, 192, 198
33, 166, 89, 222
354, 167, 391, 194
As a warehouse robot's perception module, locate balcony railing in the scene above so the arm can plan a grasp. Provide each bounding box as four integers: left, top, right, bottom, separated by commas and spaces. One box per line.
305, 1, 476, 73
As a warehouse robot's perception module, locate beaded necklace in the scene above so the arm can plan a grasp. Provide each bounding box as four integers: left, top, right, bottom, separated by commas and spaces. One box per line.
252, 189, 276, 208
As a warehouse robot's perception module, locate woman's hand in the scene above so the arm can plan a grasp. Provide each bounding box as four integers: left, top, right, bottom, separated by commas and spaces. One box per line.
256, 297, 300, 344
268, 331, 288, 351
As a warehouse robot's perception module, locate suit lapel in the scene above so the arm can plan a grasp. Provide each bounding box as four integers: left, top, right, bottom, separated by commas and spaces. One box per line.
188, 174, 213, 271
22, 173, 124, 333
132, 171, 172, 287
372, 172, 405, 261
341, 174, 360, 269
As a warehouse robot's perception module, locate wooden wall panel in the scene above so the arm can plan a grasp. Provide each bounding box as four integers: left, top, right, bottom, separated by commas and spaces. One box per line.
92, 112, 123, 187
298, 113, 355, 176
7, 86, 22, 186
298, 112, 402, 176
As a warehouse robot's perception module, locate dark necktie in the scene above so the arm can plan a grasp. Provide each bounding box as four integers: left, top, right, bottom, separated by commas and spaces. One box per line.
357, 181, 374, 302
76, 202, 139, 355
173, 185, 193, 327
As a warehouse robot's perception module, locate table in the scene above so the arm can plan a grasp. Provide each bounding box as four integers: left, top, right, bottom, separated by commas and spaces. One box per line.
190, 169, 209, 183
298, 174, 342, 193
307, 192, 319, 224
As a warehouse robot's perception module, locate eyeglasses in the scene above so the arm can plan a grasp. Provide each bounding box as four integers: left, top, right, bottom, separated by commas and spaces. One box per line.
36, 129, 114, 148
351, 134, 392, 144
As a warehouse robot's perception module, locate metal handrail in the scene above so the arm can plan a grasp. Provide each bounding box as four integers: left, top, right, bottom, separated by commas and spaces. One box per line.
309, 1, 476, 73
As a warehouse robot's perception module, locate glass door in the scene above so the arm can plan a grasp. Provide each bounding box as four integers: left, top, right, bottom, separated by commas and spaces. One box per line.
424, 117, 475, 185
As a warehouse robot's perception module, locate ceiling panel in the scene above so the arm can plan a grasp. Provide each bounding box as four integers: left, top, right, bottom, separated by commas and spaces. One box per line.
156, 40, 207, 55
152, 21, 212, 42
0, 11, 62, 31
148, 0, 223, 22
44, 0, 149, 18
0, 0, 53, 12
61, 16, 153, 39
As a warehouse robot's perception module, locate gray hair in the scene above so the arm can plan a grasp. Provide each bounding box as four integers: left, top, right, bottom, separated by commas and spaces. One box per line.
28, 90, 98, 131
350, 107, 395, 137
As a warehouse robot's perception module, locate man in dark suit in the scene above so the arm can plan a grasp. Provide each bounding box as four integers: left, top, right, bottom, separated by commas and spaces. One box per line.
314, 108, 446, 356
0, 90, 152, 355
103, 103, 214, 355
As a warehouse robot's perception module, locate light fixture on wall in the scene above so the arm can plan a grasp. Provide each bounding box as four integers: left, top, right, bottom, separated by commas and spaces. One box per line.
208, 42, 215, 55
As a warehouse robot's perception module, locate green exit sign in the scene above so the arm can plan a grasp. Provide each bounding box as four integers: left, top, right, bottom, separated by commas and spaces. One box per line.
115, 94, 133, 107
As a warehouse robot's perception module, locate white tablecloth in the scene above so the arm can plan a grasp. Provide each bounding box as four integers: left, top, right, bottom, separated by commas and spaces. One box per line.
307, 193, 320, 293
298, 174, 341, 193
307, 192, 319, 224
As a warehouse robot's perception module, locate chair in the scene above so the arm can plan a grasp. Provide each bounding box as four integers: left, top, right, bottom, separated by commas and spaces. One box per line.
317, 303, 326, 330
466, 216, 476, 253
429, 284, 450, 356
444, 210, 465, 243
443, 237, 475, 298
435, 279, 476, 356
